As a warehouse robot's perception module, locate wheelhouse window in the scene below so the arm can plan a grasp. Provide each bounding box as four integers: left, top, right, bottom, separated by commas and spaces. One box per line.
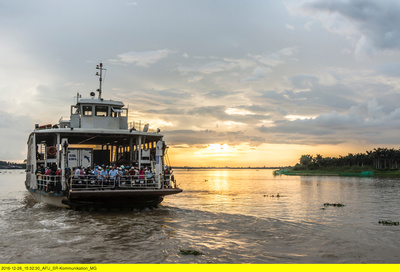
95, 106, 109, 117
82, 106, 93, 116
71, 105, 79, 114
111, 107, 122, 118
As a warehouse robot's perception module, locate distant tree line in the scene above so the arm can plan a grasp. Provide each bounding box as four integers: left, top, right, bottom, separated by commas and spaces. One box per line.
0, 160, 26, 169
294, 148, 400, 170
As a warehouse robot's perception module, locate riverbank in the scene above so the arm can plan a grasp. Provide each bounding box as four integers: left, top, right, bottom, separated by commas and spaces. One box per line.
275, 167, 400, 178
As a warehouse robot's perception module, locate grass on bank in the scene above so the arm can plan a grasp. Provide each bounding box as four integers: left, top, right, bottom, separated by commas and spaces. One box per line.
278, 166, 400, 177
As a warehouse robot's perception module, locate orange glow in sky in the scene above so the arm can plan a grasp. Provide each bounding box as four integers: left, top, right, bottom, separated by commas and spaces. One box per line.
167, 142, 381, 168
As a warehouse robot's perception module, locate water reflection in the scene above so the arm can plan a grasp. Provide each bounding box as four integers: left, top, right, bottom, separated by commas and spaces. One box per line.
2, 169, 400, 263
170, 170, 400, 228
203, 170, 230, 193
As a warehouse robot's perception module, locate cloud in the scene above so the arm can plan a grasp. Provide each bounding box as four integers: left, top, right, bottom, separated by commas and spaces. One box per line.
300, 0, 400, 55
110, 49, 174, 67
203, 90, 232, 98
250, 47, 298, 67
286, 24, 295, 30
289, 74, 319, 89
242, 66, 272, 82
376, 62, 400, 77
163, 129, 265, 147
257, 99, 400, 145
178, 60, 238, 74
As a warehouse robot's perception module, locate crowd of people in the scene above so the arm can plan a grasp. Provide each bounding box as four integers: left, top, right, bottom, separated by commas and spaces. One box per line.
35, 163, 174, 190
73, 164, 152, 179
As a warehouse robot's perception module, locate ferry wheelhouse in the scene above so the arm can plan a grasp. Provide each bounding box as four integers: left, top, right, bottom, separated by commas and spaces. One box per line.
25, 63, 182, 209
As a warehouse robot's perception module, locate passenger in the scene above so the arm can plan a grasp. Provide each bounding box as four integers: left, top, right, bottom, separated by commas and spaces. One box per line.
36, 166, 43, 190
35, 165, 43, 176
44, 167, 51, 176
99, 166, 108, 185
73, 167, 80, 179
79, 166, 85, 179
128, 166, 136, 176
118, 167, 124, 177
93, 166, 100, 179
54, 168, 62, 190
64, 167, 71, 180
108, 165, 120, 187
145, 167, 152, 184
121, 166, 129, 185
122, 165, 128, 176
139, 167, 145, 179
164, 166, 170, 178
84, 166, 93, 184
124, 166, 133, 185
146, 169, 153, 179
169, 167, 175, 185
46, 166, 57, 192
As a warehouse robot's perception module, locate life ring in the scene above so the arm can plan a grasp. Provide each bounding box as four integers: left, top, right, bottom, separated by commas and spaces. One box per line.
47, 146, 57, 156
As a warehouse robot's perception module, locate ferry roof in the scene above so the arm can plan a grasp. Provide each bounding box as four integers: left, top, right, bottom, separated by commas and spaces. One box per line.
30, 128, 163, 146
77, 98, 125, 107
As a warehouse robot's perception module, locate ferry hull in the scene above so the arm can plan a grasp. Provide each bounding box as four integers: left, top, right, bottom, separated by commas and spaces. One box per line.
27, 187, 182, 210
65, 188, 182, 209
28, 189, 69, 208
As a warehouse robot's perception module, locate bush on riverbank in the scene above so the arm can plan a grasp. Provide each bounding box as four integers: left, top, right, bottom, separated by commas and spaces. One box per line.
288, 149, 400, 177
295, 148, 400, 171
285, 166, 400, 177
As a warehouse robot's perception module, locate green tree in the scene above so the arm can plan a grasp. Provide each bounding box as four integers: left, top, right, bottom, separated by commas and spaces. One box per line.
299, 154, 313, 166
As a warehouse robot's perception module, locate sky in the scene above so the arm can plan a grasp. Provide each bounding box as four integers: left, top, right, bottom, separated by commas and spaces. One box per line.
1, 0, 400, 167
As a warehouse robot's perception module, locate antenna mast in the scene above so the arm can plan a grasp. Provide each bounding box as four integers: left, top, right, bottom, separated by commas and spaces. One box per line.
95, 63, 106, 99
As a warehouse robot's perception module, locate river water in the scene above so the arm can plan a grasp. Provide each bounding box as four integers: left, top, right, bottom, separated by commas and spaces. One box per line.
0, 169, 399, 263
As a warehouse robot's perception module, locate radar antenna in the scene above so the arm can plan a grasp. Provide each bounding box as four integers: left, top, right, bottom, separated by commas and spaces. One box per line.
95, 63, 106, 99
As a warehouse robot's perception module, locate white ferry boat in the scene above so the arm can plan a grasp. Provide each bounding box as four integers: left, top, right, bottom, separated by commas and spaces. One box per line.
25, 63, 182, 209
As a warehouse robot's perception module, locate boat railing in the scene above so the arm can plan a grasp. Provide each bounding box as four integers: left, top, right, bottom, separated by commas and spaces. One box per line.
36, 174, 63, 193
163, 173, 176, 189
35, 173, 175, 192
58, 116, 71, 128
69, 174, 161, 191
128, 121, 156, 133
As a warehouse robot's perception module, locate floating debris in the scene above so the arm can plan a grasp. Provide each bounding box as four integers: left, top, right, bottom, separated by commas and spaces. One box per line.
379, 220, 399, 226
264, 194, 281, 197
323, 203, 345, 207
179, 249, 203, 256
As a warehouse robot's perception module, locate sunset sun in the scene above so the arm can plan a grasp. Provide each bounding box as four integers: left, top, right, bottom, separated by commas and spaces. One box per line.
197, 143, 233, 157
206, 144, 230, 152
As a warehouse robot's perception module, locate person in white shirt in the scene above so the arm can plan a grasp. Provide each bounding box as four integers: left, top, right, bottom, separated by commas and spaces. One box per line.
73, 167, 81, 179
